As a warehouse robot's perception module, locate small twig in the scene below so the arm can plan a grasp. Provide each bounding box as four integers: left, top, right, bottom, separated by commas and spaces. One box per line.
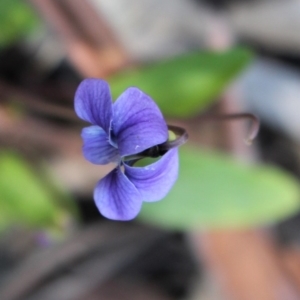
29, 0, 130, 78
0, 223, 167, 300
0, 80, 77, 121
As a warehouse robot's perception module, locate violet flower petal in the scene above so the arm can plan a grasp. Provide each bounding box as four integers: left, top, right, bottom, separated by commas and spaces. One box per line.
82, 126, 119, 164
125, 148, 179, 202
94, 167, 142, 220
112, 87, 168, 156
74, 79, 112, 134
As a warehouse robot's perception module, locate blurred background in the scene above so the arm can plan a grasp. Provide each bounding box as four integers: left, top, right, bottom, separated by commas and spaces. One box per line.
1, 0, 300, 299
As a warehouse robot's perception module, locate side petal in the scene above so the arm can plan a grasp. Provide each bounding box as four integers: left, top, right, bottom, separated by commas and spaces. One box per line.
82, 126, 119, 164
113, 87, 168, 156
125, 148, 179, 202
75, 79, 112, 133
94, 167, 142, 220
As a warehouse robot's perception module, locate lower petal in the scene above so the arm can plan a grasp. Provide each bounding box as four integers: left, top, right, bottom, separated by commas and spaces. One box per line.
94, 167, 142, 220
82, 126, 119, 164
125, 148, 179, 202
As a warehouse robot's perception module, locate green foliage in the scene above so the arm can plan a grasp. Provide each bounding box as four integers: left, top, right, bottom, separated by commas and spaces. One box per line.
139, 146, 300, 229
0, 0, 40, 47
109, 48, 252, 118
0, 151, 74, 231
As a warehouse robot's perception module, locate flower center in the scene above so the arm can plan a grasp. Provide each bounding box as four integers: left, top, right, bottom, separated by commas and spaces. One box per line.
109, 130, 118, 148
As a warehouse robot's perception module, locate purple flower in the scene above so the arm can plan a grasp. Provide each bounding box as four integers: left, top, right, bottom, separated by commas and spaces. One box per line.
75, 79, 181, 221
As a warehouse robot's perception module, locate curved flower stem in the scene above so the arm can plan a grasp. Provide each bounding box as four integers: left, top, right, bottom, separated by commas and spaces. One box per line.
199, 112, 260, 145
140, 124, 188, 157
160, 125, 189, 151
124, 112, 259, 163
124, 125, 188, 162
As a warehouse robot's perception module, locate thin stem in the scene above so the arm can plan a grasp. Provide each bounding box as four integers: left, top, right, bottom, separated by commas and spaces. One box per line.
124, 124, 188, 162
199, 112, 260, 145
160, 125, 189, 151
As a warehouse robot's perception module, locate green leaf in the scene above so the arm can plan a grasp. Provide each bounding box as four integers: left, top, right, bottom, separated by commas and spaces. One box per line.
139, 146, 300, 229
0, 0, 40, 47
108, 48, 252, 118
0, 151, 70, 230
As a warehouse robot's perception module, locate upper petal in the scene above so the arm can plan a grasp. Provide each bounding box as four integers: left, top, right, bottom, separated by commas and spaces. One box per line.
94, 167, 142, 220
74, 79, 112, 133
125, 148, 179, 202
112, 87, 168, 157
82, 126, 119, 164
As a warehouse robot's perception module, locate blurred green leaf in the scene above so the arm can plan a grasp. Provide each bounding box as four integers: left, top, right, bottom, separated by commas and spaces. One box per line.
0, 0, 40, 47
139, 146, 300, 229
109, 48, 252, 118
0, 152, 72, 230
